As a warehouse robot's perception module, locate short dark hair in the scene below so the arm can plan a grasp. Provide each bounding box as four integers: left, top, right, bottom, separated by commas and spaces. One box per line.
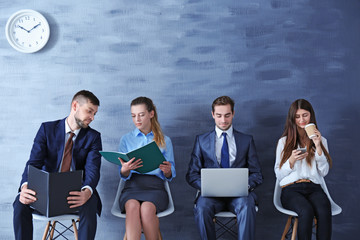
72, 90, 100, 106
212, 96, 234, 113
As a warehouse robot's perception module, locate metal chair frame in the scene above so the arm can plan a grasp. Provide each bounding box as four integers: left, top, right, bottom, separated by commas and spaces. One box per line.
33, 213, 79, 240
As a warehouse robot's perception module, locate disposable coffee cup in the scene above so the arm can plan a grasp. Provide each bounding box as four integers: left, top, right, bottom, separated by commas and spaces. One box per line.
305, 123, 316, 139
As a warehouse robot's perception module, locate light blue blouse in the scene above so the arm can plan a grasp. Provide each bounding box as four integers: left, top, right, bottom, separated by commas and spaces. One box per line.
118, 128, 176, 181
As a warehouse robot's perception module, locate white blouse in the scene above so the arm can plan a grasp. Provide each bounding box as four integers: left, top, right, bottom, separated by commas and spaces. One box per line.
274, 136, 330, 187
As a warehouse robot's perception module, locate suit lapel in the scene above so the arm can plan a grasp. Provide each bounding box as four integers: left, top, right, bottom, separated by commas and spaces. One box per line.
56, 119, 66, 171
234, 130, 241, 158
72, 127, 88, 170
208, 131, 220, 167
233, 130, 244, 167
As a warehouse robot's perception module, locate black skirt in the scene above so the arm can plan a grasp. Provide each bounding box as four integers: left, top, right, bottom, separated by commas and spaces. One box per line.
119, 174, 168, 213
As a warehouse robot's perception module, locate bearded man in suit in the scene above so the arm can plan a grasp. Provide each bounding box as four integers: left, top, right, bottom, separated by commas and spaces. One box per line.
13, 90, 102, 240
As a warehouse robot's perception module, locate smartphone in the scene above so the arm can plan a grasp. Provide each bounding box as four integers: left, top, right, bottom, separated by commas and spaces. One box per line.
297, 147, 307, 154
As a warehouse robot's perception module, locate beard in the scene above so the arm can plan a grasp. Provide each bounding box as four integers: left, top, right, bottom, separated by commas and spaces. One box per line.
74, 114, 90, 129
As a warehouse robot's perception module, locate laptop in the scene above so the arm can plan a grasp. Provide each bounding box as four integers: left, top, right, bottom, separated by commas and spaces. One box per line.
201, 168, 248, 197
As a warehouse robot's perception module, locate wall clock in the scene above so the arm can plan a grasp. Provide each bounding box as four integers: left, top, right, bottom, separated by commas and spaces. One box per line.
5, 9, 50, 53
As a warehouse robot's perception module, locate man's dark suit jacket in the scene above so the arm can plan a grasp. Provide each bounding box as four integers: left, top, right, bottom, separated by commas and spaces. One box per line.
19, 118, 102, 215
186, 129, 263, 193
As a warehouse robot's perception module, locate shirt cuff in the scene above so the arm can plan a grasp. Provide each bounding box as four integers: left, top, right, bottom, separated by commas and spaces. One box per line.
283, 160, 294, 171
21, 182, 28, 190
315, 150, 326, 162
81, 185, 93, 195
120, 171, 133, 181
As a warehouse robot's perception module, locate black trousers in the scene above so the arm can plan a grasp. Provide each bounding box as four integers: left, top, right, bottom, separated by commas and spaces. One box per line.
281, 182, 332, 240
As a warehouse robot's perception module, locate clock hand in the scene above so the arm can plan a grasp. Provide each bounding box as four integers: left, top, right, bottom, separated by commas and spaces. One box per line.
29, 23, 41, 32
18, 25, 30, 33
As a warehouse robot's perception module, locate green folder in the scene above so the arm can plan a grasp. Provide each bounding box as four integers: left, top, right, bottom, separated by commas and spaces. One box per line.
99, 141, 166, 173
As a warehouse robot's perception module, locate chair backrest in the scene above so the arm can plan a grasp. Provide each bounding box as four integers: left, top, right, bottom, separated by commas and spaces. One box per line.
111, 178, 174, 218
273, 178, 342, 217
273, 179, 298, 216
318, 177, 342, 215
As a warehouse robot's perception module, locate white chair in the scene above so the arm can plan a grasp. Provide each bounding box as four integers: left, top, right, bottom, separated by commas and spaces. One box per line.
32, 213, 79, 240
111, 179, 174, 240
273, 178, 342, 240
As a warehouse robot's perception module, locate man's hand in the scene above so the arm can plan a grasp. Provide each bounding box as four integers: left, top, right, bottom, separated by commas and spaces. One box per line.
19, 184, 37, 205
67, 188, 91, 208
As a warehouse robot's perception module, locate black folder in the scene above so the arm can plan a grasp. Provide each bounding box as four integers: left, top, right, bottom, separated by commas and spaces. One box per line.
27, 165, 83, 217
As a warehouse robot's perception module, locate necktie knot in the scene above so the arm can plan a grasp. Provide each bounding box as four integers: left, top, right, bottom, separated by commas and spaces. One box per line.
69, 132, 75, 139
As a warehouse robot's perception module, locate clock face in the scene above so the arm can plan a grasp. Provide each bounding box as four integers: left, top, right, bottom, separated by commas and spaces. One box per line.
5, 9, 50, 53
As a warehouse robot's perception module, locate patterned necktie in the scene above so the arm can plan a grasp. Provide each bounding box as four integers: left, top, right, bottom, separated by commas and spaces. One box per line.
61, 132, 75, 172
221, 132, 230, 168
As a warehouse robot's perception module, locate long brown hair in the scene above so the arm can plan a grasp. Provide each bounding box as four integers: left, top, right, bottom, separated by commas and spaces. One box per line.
279, 99, 332, 168
131, 97, 166, 148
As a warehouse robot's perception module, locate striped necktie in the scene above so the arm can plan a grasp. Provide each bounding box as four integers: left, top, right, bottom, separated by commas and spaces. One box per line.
61, 132, 75, 172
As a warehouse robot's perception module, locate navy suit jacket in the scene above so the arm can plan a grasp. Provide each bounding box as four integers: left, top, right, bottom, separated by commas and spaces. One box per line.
19, 118, 103, 215
186, 129, 263, 192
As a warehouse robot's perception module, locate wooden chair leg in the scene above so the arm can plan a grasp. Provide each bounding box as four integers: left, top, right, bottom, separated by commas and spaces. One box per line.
50, 221, 57, 239
72, 219, 79, 240
281, 216, 292, 240
291, 218, 298, 240
42, 221, 51, 240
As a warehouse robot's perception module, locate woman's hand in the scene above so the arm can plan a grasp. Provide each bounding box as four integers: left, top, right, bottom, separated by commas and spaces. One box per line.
311, 129, 322, 147
119, 157, 143, 177
311, 129, 323, 155
159, 161, 172, 179
289, 149, 308, 169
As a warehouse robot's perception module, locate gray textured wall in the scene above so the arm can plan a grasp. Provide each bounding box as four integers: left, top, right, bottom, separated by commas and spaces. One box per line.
1, 0, 359, 239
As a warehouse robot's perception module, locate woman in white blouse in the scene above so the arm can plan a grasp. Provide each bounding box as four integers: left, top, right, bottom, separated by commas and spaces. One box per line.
274, 99, 333, 240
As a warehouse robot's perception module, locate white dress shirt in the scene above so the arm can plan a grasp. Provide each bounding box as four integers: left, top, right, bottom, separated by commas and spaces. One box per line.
215, 125, 237, 167
274, 136, 330, 187
63, 119, 92, 194
62, 119, 81, 169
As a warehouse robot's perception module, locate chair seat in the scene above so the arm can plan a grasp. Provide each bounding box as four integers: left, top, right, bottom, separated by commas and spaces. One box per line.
111, 180, 174, 218
33, 213, 79, 221
215, 205, 258, 218
215, 211, 236, 218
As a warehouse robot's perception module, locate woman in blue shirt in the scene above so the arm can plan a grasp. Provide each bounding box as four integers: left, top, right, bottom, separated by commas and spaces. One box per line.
118, 96, 176, 240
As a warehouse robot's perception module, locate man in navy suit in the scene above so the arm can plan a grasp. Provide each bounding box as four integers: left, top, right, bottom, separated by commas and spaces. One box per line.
186, 96, 263, 240
13, 90, 102, 240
